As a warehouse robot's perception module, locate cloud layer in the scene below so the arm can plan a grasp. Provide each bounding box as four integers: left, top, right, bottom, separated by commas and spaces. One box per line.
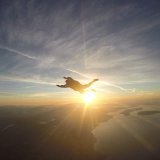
0, 0, 160, 98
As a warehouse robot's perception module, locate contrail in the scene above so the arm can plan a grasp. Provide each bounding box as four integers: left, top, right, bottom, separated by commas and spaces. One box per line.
66, 68, 130, 91
16, 78, 57, 86
66, 68, 91, 79
0, 45, 38, 60
0, 75, 57, 86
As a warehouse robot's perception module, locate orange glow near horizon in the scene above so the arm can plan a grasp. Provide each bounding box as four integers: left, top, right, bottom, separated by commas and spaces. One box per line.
0, 91, 160, 106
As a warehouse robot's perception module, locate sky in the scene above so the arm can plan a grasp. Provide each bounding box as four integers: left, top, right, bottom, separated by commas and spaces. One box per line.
0, 0, 160, 105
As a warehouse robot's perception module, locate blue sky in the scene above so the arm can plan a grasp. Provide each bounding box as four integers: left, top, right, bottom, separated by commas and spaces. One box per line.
0, 0, 160, 104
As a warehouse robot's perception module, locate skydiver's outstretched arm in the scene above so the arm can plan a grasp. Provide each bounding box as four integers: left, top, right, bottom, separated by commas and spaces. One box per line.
56, 84, 68, 88
83, 79, 99, 89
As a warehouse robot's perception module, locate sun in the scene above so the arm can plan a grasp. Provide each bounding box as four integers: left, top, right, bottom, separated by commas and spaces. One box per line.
83, 91, 95, 104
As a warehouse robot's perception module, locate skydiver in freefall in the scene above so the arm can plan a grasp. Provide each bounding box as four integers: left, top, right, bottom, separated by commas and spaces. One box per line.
56, 77, 99, 93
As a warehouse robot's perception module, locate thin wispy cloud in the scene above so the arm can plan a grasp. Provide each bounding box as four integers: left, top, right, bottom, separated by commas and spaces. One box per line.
0, 45, 38, 60
66, 68, 133, 92
0, 0, 160, 100
0, 75, 57, 86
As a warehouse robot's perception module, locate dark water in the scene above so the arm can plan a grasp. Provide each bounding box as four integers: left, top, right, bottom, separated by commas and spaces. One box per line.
0, 105, 159, 160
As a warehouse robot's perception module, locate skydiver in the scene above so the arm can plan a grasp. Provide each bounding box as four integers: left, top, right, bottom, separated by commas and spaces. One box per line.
56, 77, 99, 93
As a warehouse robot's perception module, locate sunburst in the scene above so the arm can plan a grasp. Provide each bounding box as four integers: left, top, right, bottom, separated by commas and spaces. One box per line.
83, 91, 95, 104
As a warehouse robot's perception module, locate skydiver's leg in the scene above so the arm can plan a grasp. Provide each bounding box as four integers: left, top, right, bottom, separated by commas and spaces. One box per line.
83, 79, 99, 89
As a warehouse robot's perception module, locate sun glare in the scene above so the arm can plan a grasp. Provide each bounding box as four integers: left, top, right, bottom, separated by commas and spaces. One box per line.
83, 91, 95, 104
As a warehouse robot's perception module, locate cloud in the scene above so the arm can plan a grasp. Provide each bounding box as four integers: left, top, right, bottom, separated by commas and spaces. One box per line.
0, 0, 160, 96
0, 75, 57, 86
66, 68, 135, 92
0, 92, 17, 96
0, 45, 38, 60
